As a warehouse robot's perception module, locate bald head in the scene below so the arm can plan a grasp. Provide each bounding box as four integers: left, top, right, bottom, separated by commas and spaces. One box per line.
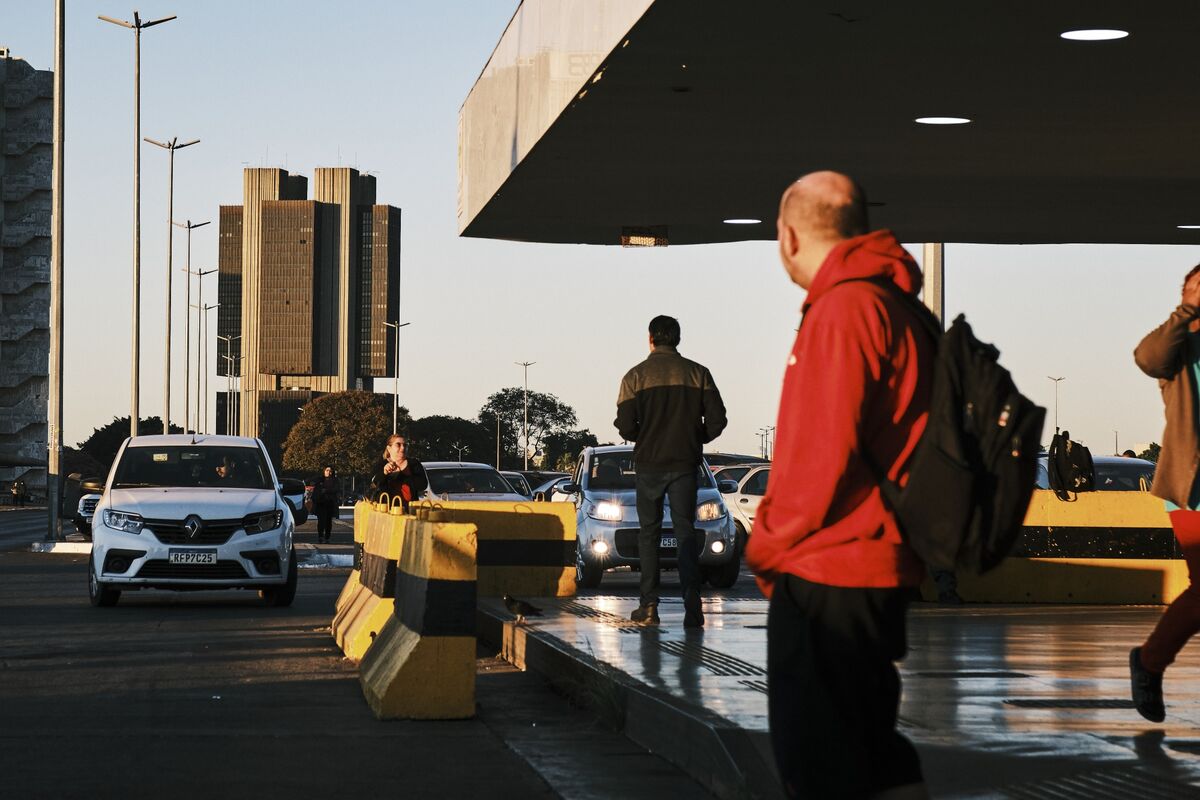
779, 171, 868, 240
776, 170, 869, 289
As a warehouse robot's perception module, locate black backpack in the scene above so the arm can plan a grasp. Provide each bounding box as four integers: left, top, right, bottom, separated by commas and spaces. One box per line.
846, 282, 1046, 573
1047, 430, 1095, 501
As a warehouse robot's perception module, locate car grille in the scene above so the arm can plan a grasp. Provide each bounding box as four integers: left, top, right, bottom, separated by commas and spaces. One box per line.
615, 528, 678, 559
143, 518, 243, 545
135, 560, 249, 580
80, 498, 98, 514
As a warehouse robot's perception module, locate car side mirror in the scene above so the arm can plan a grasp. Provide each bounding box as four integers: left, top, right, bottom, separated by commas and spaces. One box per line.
718, 480, 738, 494
562, 482, 581, 495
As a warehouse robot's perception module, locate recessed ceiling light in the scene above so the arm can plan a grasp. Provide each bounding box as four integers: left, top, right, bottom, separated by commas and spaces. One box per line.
915, 116, 971, 125
723, 218, 761, 225
1061, 29, 1129, 41
1178, 225, 1200, 230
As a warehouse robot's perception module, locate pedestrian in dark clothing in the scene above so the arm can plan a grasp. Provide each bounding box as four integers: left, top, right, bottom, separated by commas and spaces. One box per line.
1129, 262, 1200, 723
11, 478, 25, 507
615, 315, 727, 628
746, 171, 932, 799
370, 434, 428, 513
313, 466, 341, 544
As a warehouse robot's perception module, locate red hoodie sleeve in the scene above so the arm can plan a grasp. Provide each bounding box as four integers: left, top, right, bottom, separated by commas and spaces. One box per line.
746, 287, 884, 597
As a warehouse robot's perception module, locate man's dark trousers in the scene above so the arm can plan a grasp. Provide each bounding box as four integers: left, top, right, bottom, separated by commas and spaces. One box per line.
636, 470, 701, 606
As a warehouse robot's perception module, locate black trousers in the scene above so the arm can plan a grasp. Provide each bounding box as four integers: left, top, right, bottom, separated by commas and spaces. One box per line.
316, 508, 335, 539
767, 574, 922, 799
635, 469, 701, 606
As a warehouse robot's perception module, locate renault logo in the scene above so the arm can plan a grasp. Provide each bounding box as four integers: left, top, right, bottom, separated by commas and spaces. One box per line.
184, 516, 203, 540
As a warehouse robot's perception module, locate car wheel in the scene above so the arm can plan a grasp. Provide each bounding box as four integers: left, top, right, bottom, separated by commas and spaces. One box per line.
734, 521, 747, 555
705, 552, 741, 589
260, 548, 298, 607
575, 545, 603, 589
88, 556, 120, 607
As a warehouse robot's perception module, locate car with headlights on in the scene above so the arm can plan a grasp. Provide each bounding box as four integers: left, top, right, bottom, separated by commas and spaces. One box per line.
563, 445, 740, 589
87, 434, 296, 608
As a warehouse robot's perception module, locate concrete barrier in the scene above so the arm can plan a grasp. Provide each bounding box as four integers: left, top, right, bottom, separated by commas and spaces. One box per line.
359, 516, 478, 719
426, 500, 576, 597
333, 499, 409, 659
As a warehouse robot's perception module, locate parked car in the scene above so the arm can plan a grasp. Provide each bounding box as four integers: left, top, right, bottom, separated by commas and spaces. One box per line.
1036, 454, 1155, 492
563, 445, 740, 589
710, 463, 760, 486
532, 475, 574, 501
501, 471, 534, 498
723, 464, 771, 553
87, 434, 297, 608
704, 452, 768, 468
73, 476, 105, 540
423, 462, 529, 502
279, 477, 308, 525
520, 470, 570, 489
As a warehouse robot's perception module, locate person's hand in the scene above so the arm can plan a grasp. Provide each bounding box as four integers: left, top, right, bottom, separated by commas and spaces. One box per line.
383, 462, 399, 475
1184, 272, 1200, 309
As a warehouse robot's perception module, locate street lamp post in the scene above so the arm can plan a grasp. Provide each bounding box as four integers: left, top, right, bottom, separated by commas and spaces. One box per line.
192, 303, 218, 434
187, 267, 216, 432
173, 219, 209, 435
146, 136, 198, 434
764, 425, 776, 460
515, 361, 535, 470
99, 10, 177, 438
217, 335, 241, 435
451, 442, 468, 461
1047, 376, 1065, 433
382, 319, 411, 434
47, 0, 65, 541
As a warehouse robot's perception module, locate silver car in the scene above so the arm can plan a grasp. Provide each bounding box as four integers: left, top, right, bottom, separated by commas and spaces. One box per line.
564, 445, 740, 589
423, 462, 529, 502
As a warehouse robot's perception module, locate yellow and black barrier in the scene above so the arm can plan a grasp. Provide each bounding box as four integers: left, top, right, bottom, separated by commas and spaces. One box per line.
332, 497, 410, 660
417, 499, 576, 598
332, 500, 375, 617
359, 515, 478, 719
922, 489, 1184, 604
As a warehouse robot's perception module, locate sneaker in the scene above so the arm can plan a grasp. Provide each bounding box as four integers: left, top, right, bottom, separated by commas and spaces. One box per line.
1130, 647, 1165, 723
684, 588, 704, 628
937, 589, 964, 605
630, 603, 660, 626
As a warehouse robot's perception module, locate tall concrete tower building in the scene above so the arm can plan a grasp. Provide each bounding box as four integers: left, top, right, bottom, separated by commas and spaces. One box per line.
216, 167, 401, 466
0, 49, 52, 498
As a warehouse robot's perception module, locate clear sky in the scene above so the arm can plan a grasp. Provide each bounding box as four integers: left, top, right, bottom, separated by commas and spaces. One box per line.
5, 1, 1200, 458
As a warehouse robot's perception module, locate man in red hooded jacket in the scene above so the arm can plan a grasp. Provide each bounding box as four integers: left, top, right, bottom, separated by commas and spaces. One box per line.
746, 171, 933, 800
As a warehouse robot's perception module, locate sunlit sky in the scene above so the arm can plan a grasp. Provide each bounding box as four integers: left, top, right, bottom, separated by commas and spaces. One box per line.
6, 2, 1200, 457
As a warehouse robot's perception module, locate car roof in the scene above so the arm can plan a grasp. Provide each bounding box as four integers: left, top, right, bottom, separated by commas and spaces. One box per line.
1038, 453, 1154, 467
125, 434, 261, 448
423, 461, 500, 470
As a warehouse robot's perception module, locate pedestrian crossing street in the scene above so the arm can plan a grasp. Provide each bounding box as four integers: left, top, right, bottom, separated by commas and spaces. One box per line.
0, 511, 53, 550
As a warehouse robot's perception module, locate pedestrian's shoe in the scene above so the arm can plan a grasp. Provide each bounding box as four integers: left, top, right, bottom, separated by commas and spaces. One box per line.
630, 603, 660, 626
684, 588, 704, 628
1130, 647, 1166, 723
937, 589, 964, 605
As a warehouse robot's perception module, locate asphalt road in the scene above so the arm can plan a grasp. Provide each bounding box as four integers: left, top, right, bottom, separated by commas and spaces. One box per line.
0, 508, 53, 550
0, 548, 713, 800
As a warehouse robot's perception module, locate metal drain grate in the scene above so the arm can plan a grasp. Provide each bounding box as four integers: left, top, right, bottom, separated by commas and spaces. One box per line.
656, 640, 766, 676
738, 679, 769, 694
558, 601, 641, 628
914, 671, 1030, 679
1000, 764, 1200, 799
1004, 698, 1135, 709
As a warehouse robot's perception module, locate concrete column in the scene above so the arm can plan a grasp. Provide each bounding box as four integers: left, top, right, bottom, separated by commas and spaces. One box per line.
922, 242, 945, 328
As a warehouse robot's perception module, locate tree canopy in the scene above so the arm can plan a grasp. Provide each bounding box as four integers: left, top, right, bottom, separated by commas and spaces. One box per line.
1138, 442, 1161, 463
77, 416, 183, 473
281, 392, 407, 478
478, 388, 578, 469
541, 428, 600, 472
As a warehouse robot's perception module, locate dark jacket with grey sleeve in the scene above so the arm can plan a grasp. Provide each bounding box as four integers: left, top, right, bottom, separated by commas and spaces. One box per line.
614, 345, 728, 472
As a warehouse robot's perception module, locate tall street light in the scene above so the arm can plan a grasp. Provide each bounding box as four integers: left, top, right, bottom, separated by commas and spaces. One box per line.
1047, 376, 1065, 433
99, 10, 177, 439
515, 361, 535, 469
382, 319, 411, 434
47, 0, 65, 540
174, 219, 209, 433
146, 136, 198, 434
217, 334, 241, 435
764, 425, 776, 460
193, 302, 218, 434
187, 266, 216, 432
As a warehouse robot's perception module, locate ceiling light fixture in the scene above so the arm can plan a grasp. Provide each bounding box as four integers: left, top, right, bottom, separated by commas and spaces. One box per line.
723, 218, 761, 225
1061, 29, 1129, 41
1178, 225, 1200, 230
915, 117, 971, 125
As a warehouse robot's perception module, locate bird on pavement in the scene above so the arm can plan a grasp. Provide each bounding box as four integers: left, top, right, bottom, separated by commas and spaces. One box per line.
504, 594, 543, 624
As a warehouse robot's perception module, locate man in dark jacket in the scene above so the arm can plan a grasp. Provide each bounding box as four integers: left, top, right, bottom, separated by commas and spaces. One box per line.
615, 315, 727, 627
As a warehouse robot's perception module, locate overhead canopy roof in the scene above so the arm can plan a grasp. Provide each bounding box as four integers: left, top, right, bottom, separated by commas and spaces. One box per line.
458, 1, 1200, 245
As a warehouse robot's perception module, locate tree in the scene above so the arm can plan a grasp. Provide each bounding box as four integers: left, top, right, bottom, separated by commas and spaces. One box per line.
62, 446, 105, 480
281, 392, 407, 479
1139, 442, 1161, 463
407, 415, 493, 463
78, 416, 183, 473
478, 388, 578, 469
541, 428, 599, 472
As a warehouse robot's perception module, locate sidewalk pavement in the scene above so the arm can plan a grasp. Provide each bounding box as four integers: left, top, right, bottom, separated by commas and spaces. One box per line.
480, 596, 1200, 799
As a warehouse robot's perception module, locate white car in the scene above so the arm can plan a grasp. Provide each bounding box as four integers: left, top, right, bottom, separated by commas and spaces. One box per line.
725, 464, 770, 552
423, 462, 529, 502
88, 434, 296, 608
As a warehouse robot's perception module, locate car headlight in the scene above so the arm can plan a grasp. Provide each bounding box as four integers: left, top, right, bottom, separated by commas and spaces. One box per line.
102, 510, 144, 534
697, 501, 725, 522
588, 501, 623, 522
244, 510, 283, 534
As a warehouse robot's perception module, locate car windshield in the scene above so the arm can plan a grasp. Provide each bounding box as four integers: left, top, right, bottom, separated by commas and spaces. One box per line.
427, 468, 515, 495
1096, 461, 1155, 491
112, 445, 273, 490
586, 452, 715, 491
504, 474, 532, 496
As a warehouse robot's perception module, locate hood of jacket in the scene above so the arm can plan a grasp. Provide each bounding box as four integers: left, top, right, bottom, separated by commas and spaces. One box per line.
802, 229, 923, 312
